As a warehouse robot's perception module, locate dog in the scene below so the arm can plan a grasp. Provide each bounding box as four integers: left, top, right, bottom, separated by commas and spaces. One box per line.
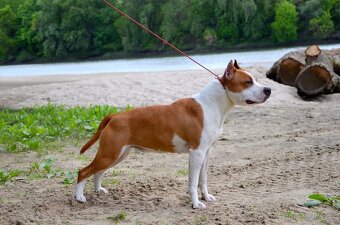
75, 60, 271, 209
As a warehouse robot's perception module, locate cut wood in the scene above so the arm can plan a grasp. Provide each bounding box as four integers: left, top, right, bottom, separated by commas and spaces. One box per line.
296, 64, 340, 98
296, 47, 340, 97
266, 50, 305, 86
305, 45, 321, 57
267, 46, 340, 98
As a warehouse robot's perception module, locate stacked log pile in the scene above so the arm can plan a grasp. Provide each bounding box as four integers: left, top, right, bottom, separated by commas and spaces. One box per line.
266, 45, 340, 98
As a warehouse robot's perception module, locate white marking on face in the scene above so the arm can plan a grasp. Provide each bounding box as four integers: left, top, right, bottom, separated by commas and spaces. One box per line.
172, 134, 190, 153
228, 73, 270, 105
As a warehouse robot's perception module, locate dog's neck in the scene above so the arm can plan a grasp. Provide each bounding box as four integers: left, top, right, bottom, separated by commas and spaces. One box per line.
193, 79, 235, 128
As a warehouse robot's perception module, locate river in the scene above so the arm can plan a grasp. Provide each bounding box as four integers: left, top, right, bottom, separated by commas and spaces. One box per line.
0, 43, 339, 77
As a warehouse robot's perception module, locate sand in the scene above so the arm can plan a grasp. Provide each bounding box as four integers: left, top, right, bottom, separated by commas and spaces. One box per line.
0, 65, 339, 224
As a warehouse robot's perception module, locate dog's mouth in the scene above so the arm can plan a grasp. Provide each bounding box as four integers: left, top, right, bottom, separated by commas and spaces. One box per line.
246, 96, 270, 105
246, 100, 256, 104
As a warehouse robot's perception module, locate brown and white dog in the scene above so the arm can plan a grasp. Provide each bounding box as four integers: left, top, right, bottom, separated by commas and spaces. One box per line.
75, 60, 271, 209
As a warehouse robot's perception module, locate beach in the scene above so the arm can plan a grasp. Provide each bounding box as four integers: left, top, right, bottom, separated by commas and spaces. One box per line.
0, 65, 339, 224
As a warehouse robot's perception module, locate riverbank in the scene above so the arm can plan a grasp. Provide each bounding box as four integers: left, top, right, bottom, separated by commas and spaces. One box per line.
2, 39, 340, 66
1, 43, 340, 77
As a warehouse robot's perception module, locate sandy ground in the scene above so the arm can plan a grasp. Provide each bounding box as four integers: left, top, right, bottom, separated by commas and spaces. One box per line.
0, 65, 339, 225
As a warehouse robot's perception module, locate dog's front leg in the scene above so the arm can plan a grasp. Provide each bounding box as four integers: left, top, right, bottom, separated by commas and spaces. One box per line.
188, 150, 207, 209
199, 148, 216, 202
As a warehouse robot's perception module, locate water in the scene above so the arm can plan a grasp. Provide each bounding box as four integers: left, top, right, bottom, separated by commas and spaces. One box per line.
0, 43, 339, 77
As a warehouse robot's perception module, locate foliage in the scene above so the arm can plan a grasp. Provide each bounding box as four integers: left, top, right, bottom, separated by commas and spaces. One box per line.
302, 191, 340, 210
0, 5, 18, 61
0, 0, 25, 10
1, 159, 77, 186
0, 0, 339, 63
271, 1, 298, 43
29, 158, 61, 179
0, 104, 130, 153
160, 0, 191, 48
63, 170, 78, 185
0, 169, 23, 184
309, 11, 335, 39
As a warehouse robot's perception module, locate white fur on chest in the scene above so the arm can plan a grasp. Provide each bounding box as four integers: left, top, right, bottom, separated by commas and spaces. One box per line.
193, 80, 234, 146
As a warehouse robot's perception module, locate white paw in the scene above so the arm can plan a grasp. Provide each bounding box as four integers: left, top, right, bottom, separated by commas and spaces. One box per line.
75, 194, 87, 203
203, 193, 216, 202
96, 187, 108, 194
192, 201, 206, 209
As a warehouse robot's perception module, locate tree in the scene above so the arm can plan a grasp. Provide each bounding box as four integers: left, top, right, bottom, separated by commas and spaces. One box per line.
37, 0, 122, 59
321, 0, 339, 30
188, 0, 217, 45
17, 0, 42, 61
216, 0, 243, 43
0, 5, 18, 61
160, 0, 191, 48
93, 4, 122, 55
114, 0, 163, 52
271, 1, 298, 43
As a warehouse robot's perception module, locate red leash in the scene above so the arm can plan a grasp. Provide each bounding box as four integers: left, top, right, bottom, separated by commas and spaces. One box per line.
101, 0, 224, 86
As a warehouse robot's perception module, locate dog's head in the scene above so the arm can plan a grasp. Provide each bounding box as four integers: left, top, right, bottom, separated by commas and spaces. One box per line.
221, 60, 271, 106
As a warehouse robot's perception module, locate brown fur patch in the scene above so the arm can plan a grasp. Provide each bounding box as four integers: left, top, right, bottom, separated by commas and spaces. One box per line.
106, 98, 204, 153
223, 69, 253, 93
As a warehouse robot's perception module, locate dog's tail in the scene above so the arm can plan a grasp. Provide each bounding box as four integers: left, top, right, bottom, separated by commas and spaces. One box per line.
80, 114, 113, 154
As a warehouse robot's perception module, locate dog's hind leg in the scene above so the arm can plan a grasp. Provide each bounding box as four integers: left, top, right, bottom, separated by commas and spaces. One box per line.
76, 157, 114, 203
94, 171, 107, 193
75, 128, 129, 203
93, 146, 131, 194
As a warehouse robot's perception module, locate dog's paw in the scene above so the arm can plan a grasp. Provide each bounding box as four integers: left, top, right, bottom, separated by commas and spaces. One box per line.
96, 187, 108, 194
203, 193, 216, 202
75, 194, 87, 203
192, 201, 206, 209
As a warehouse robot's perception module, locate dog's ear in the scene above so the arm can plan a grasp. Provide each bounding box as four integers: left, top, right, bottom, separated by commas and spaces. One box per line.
223, 60, 236, 80
234, 60, 240, 69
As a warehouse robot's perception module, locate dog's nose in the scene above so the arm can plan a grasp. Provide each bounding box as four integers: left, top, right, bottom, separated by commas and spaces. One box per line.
263, 87, 271, 96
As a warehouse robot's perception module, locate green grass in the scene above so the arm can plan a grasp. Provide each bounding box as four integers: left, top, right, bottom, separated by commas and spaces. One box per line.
107, 211, 126, 224
0, 104, 132, 153
102, 178, 120, 187
282, 210, 305, 221
177, 168, 189, 176
1, 158, 77, 186
0, 168, 23, 184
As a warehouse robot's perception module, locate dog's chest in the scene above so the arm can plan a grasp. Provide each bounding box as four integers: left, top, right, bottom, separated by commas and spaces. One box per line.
172, 134, 190, 153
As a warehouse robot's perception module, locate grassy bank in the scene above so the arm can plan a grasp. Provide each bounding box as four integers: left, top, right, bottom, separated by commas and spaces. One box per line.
0, 104, 132, 153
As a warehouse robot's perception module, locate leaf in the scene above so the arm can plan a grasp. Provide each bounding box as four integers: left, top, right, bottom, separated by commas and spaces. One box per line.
308, 193, 328, 202
303, 200, 321, 207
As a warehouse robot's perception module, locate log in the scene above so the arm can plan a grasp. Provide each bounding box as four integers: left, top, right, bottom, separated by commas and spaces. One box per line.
296, 46, 340, 98
267, 45, 340, 98
266, 50, 305, 86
